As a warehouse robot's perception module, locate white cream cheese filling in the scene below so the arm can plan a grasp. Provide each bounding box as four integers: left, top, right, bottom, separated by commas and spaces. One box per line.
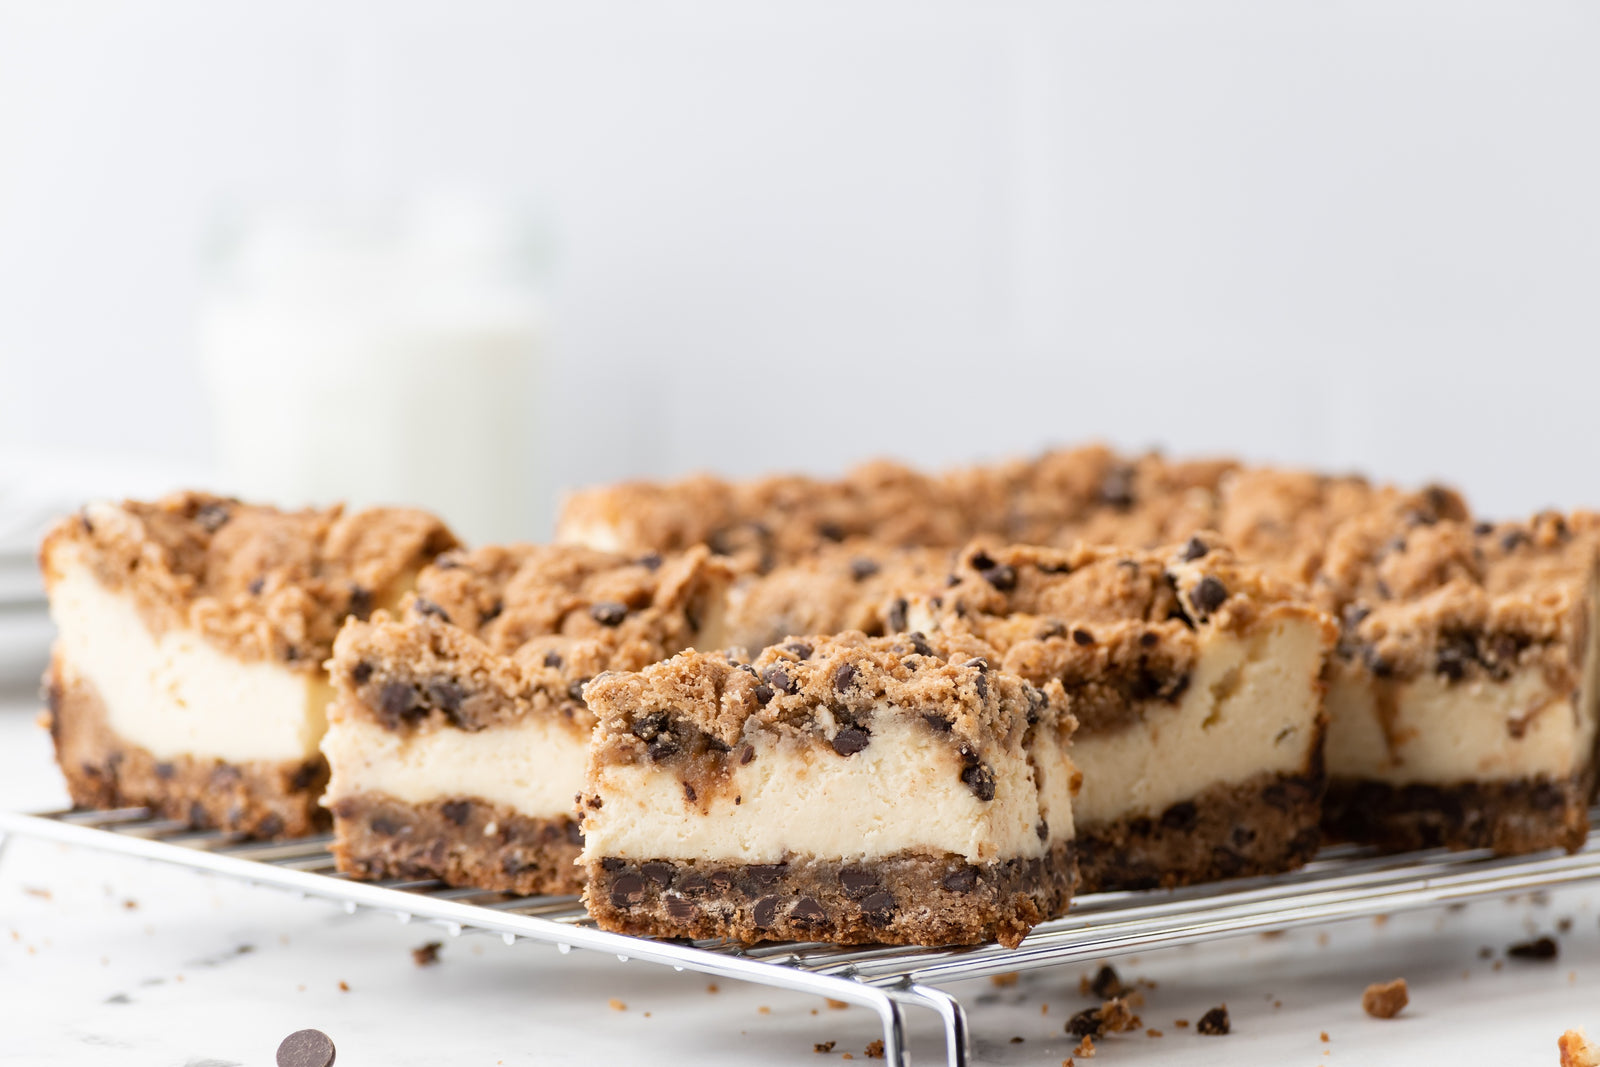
48, 555, 329, 763
583, 715, 1075, 865
1070, 615, 1328, 828
321, 713, 590, 819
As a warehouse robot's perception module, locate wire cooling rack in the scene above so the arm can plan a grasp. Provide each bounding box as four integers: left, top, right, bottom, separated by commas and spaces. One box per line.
3, 807, 1599, 1066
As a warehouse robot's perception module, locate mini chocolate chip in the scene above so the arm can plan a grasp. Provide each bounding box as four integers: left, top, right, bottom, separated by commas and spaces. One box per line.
637, 553, 663, 571
752, 896, 781, 927
275, 1028, 336, 1067
665, 895, 696, 921
256, 814, 285, 837
440, 801, 471, 826
154, 762, 175, 780
833, 662, 857, 692
747, 862, 788, 885
974, 673, 989, 701
350, 661, 373, 685
609, 874, 646, 908
817, 521, 846, 542
347, 585, 372, 618
1071, 628, 1095, 646
682, 780, 699, 803
839, 869, 879, 894
379, 682, 418, 721
414, 597, 451, 623
1502, 529, 1529, 552
907, 631, 934, 657
784, 641, 814, 660
942, 866, 979, 892
762, 666, 798, 695
1191, 576, 1228, 616
1178, 536, 1209, 562
922, 713, 953, 732
247, 577, 265, 596
425, 679, 466, 714
791, 897, 828, 924
753, 682, 775, 705
1197, 1006, 1230, 1035
590, 601, 628, 627
1508, 936, 1559, 960
648, 738, 680, 762
1099, 466, 1136, 509
632, 711, 670, 742
600, 857, 626, 871
982, 563, 1018, 591
849, 558, 880, 581
832, 727, 871, 756
369, 814, 403, 837
568, 678, 591, 703
969, 550, 997, 571
886, 597, 908, 633
1139, 631, 1159, 648
965, 656, 990, 672
543, 650, 563, 669
640, 861, 675, 887
193, 502, 232, 533
739, 744, 756, 764
961, 762, 997, 801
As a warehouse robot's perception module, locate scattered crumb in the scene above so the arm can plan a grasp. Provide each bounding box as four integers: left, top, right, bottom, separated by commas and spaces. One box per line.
1273, 1000, 1283, 1009
864, 1039, 884, 1059
411, 941, 442, 967
1081, 964, 1127, 999
174, 974, 184, 983
296, 984, 306, 993
841, 1056, 853, 1062
643, 1012, 651, 1018
825, 998, 850, 1010
814, 1042, 835, 1054
991, 972, 1020, 988
1559, 1028, 1600, 1067
707, 983, 719, 994
1197, 1005, 1230, 1036
1461, 969, 1471, 980
22, 887, 51, 901
1479, 947, 1493, 959
9, 931, 17, 941
1175, 1019, 1190, 1028
1146, 1029, 1163, 1038
609, 998, 626, 1012
810, 1009, 818, 1016
122, 899, 138, 910
1362, 978, 1408, 1019
1042, 1003, 1050, 1015
1260, 929, 1286, 940
1510, 937, 1560, 961
1493, 960, 1504, 971
1316, 932, 1330, 947
1073, 1034, 1096, 1058
758, 1006, 771, 1015
1063, 1060, 1075, 1067
1321, 1031, 1330, 1042
1101, 998, 1141, 1033
337, 980, 349, 992
1372, 914, 1389, 927
1010, 1036, 1024, 1044
1558, 917, 1574, 934
1570, 971, 1579, 984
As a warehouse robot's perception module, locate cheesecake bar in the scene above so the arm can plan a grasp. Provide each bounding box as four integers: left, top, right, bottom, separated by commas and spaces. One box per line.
322, 543, 732, 894
1319, 511, 1600, 854
914, 538, 1335, 891
40, 493, 456, 837
579, 632, 1076, 947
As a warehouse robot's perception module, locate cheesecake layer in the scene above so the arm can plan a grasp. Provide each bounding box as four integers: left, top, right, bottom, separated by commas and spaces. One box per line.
321, 714, 588, 819
47, 656, 327, 837
50, 556, 330, 763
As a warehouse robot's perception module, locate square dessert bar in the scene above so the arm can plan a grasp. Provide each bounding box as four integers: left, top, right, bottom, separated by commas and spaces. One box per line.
322, 544, 732, 895
1319, 511, 1600, 854
579, 632, 1077, 948
916, 538, 1335, 892
40, 492, 456, 838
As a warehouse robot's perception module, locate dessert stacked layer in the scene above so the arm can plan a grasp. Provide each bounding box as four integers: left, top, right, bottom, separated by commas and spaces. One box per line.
40, 493, 457, 837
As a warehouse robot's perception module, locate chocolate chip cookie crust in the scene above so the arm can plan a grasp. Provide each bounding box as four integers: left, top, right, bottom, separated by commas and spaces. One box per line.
578, 632, 1077, 947
40, 492, 456, 837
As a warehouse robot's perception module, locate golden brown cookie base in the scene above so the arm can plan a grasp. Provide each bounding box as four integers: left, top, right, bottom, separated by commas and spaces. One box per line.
1323, 775, 1591, 855
1074, 771, 1323, 892
45, 657, 327, 839
583, 842, 1075, 949
329, 792, 585, 896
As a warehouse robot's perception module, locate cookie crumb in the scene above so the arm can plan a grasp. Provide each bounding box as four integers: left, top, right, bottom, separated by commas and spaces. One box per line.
1478, 947, 1493, 959
411, 941, 442, 967
1320, 1031, 1330, 1042
1041, 1003, 1050, 1015
122, 899, 139, 910
814, 1041, 836, 1054
1083, 964, 1126, 999
1557, 917, 1574, 934
1559, 1028, 1600, 1067
864, 1039, 885, 1059
1010, 1036, 1025, 1044
1175, 1019, 1190, 1028
1146, 1028, 1163, 1038
707, 983, 719, 994
1361, 978, 1408, 1019
758, 1006, 771, 1015
991, 972, 1020, 988
609, 998, 626, 1011
825, 998, 850, 1010
1100, 998, 1141, 1033
1073, 1034, 1096, 1058
1197, 1005, 1230, 1036
22, 887, 51, 901
337, 980, 349, 993
1509, 936, 1559, 961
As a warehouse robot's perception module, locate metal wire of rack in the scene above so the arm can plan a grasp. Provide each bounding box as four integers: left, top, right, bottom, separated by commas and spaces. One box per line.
3, 806, 1600, 1066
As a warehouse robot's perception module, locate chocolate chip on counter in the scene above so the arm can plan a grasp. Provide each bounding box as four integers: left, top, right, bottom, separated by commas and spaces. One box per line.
276, 1028, 336, 1067
1067, 1007, 1104, 1038
1178, 536, 1209, 562
1508, 936, 1559, 961
590, 601, 628, 627
1191, 576, 1228, 616
1196, 1005, 1230, 1036
543, 650, 563, 669
886, 597, 909, 633
831, 727, 871, 757
791, 897, 828, 924
763, 666, 799, 695
752, 896, 780, 928
849, 558, 880, 581
1071, 628, 1095, 646
961, 762, 997, 801
609, 874, 646, 908
1089, 964, 1127, 999
411, 942, 441, 967
833, 662, 857, 693
413, 597, 451, 623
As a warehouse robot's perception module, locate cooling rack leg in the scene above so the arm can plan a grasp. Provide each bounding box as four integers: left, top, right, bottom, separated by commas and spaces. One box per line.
871, 997, 910, 1067
906, 985, 970, 1067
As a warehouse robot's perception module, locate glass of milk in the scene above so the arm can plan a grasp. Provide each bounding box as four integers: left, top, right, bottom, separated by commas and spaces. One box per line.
199, 195, 547, 544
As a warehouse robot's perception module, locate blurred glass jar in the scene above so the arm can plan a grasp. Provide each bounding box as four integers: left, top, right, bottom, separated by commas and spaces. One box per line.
199, 195, 547, 543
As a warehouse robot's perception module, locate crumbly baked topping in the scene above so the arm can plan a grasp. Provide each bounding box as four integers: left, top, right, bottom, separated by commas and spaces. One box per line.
330, 544, 733, 733
41, 491, 458, 670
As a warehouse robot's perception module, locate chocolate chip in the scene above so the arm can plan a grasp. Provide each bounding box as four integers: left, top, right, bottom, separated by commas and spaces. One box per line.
961, 762, 997, 801
859, 891, 896, 924
973, 672, 989, 701
817, 521, 846, 542
1197, 1006, 1230, 1036
188, 801, 210, 828
1071, 628, 1095, 646
276, 1028, 336, 1067
982, 563, 1018, 592
1089, 964, 1126, 1000
792, 897, 828, 924
425, 679, 465, 715
678, 872, 708, 895
369, 814, 403, 837
1502, 529, 1529, 552
193, 503, 232, 533
1191, 576, 1228, 616
590, 601, 628, 627
568, 678, 591, 703
1364, 646, 1394, 678
413, 597, 451, 623
739, 744, 756, 764
543, 650, 563, 669
784, 641, 814, 660
1160, 802, 1198, 831
1508, 936, 1559, 961
1099, 466, 1136, 509
379, 682, 419, 722
1067, 1008, 1104, 1038
1139, 631, 1159, 648
752, 896, 780, 928
440, 801, 471, 826
665, 895, 696, 921
907, 631, 934, 657
965, 656, 990, 672
849, 558, 880, 581
683, 782, 697, 803
762, 666, 798, 695
839, 869, 879, 895
637, 553, 663, 571
600, 857, 626, 871
942, 866, 979, 892
347, 586, 372, 619
609, 875, 646, 908
647, 737, 680, 762
887, 597, 908, 633
752, 682, 775, 705
640, 861, 675, 887
922, 713, 952, 732
831, 727, 871, 756
833, 662, 857, 693
747, 862, 788, 886
1179, 537, 1209, 562
350, 661, 373, 686
154, 762, 175, 780
248, 577, 265, 596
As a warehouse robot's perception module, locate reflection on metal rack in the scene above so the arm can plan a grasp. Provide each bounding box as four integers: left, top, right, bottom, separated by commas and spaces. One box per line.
4, 807, 1600, 1066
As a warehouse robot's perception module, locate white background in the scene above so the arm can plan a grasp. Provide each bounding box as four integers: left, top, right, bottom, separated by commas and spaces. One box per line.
2, 1, 1598, 533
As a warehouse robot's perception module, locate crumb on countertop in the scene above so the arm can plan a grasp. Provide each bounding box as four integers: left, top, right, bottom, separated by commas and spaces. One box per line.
1362, 979, 1408, 1019
813, 1041, 835, 1054
864, 1039, 885, 1059
1197, 1005, 1230, 1036
991, 972, 1020, 988
1559, 1028, 1600, 1067
825, 998, 850, 1010
1510, 936, 1560, 961
608, 998, 626, 1012
1073, 1034, 1096, 1058
411, 941, 442, 967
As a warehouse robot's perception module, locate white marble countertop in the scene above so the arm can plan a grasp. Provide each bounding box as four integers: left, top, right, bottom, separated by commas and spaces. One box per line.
3, 692, 1598, 1067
